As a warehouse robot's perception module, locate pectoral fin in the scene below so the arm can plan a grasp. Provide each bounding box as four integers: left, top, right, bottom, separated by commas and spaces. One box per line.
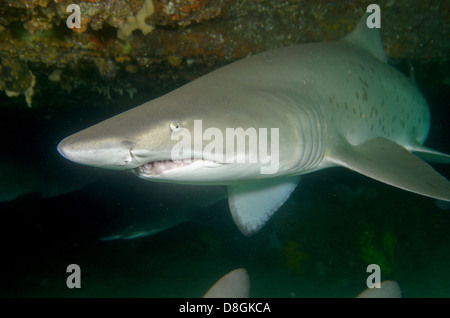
228, 176, 301, 236
328, 137, 450, 201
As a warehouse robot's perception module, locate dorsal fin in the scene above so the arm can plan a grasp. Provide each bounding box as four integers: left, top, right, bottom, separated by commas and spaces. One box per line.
343, 12, 387, 63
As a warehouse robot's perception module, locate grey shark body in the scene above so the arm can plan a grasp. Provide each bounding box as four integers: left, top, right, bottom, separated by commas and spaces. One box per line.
58, 14, 450, 235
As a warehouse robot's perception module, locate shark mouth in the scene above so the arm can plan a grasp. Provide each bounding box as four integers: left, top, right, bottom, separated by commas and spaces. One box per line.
134, 158, 221, 176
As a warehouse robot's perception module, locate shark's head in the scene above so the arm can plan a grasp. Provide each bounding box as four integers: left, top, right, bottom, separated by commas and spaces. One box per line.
58, 75, 324, 185
58, 95, 187, 172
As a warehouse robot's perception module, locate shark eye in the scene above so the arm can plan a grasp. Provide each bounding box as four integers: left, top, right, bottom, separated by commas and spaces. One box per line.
169, 121, 181, 132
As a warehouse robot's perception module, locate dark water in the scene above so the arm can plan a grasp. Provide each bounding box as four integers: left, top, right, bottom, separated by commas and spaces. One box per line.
1, 58, 449, 298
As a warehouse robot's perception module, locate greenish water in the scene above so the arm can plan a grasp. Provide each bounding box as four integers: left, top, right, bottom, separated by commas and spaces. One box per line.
0, 59, 449, 298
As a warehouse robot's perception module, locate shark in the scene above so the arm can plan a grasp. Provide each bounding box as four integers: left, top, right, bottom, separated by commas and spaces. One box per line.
203, 268, 250, 298
57, 13, 450, 236
356, 280, 401, 298
99, 183, 227, 240
203, 268, 401, 298
0, 156, 94, 202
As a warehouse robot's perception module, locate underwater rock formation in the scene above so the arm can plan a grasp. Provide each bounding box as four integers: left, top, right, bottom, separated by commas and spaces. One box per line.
0, 59, 35, 107
0, 0, 448, 106
117, 0, 155, 40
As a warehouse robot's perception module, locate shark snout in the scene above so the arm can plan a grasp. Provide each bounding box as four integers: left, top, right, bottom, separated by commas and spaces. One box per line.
57, 137, 76, 161
57, 135, 136, 169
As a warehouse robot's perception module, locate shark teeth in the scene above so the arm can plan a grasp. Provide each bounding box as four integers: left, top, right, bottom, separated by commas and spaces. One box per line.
139, 159, 199, 175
